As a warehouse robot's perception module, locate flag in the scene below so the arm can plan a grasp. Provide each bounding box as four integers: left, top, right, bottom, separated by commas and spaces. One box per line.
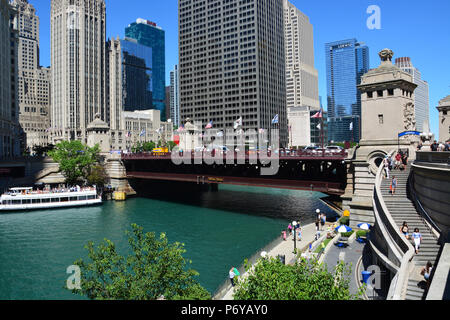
234, 117, 242, 129
259, 128, 265, 134
126, 131, 131, 138
349, 122, 353, 131
317, 123, 321, 130
139, 129, 146, 137
271, 114, 279, 125
217, 131, 224, 137
205, 121, 213, 129
311, 108, 323, 119
177, 125, 184, 132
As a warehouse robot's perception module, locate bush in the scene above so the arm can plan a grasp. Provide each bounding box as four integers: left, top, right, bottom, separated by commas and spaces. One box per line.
340, 231, 354, 238
339, 217, 350, 226
356, 230, 368, 238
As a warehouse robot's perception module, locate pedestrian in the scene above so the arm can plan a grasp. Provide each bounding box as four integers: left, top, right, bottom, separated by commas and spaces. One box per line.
394, 152, 402, 170
320, 213, 326, 231
229, 267, 236, 287
388, 155, 393, 171
383, 156, 390, 178
431, 140, 438, 151
297, 226, 302, 241
412, 228, 422, 254
315, 218, 320, 231
445, 141, 450, 151
401, 153, 408, 169
421, 261, 433, 285
288, 223, 293, 236
390, 176, 397, 195
400, 221, 409, 239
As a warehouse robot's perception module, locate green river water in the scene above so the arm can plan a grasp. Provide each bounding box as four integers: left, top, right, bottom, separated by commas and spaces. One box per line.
0, 184, 337, 299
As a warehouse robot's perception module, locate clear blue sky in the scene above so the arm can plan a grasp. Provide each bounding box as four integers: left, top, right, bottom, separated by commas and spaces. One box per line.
35, 0, 450, 140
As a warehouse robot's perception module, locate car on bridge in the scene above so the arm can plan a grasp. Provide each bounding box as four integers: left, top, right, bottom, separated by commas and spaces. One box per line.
325, 145, 344, 154
303, 146, 319, 154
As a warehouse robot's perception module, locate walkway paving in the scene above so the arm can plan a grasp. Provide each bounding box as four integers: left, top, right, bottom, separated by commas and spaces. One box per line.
221, 222, 318, 300
322, 235, 365, 297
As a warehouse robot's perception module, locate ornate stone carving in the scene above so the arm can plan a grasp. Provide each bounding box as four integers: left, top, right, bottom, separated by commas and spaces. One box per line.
403, 102, 416, 131
379, 49, 394, 62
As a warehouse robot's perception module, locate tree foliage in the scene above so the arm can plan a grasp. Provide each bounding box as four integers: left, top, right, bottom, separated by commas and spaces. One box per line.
68, 224, 211, 300
233, 257, 362, 300
86, 164, 108, 188
48, 140, 100, 185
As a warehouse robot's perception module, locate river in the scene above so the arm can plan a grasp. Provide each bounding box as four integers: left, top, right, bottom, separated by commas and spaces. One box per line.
0, 184, 337, 299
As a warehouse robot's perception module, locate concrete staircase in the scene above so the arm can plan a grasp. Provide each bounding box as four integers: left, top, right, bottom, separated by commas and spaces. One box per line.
380, 165, 440, 300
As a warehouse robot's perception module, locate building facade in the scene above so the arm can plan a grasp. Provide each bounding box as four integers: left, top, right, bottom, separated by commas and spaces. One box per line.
395, 57, 429, 133
122, 109, 172, 151
0, 0, 20, 158
178, 0, 288, 146
125, 18, 165, 120
11, 0, 51, 151
170, 64, 180, 127
50, 0, 106, 144
325, 39, 369, 143
437, 95, 450, 143
283, 0, 319, 111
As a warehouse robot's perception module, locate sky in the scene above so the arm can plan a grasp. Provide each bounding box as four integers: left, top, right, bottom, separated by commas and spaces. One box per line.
34, 0, 450, 140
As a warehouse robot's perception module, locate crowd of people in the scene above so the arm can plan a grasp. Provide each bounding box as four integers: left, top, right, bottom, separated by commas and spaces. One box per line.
420, 140, 450, 152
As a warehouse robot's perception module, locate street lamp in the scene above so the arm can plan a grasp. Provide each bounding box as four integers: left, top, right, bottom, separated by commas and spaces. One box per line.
292, 220, 298, 254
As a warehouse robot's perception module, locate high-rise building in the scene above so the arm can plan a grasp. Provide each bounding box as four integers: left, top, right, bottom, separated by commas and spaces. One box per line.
107, 36, 154, 150
0, 0, 20, 158
178, 0, 288, 146
395, 57, 429, 132
50, 0, 106, 143
164, 85, 171, 121
125, 19, 165, 120
170, 64, 180, 127
283, 0, 319, 148
11, 0, 51, 150
325, 39, 369, 142
283, 0, 319, 111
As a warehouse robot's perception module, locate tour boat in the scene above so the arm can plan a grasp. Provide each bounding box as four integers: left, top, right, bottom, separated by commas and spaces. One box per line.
0, 187, 102, 212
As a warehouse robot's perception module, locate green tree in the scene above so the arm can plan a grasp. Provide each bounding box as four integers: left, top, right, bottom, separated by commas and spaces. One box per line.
233, 257, 362, 300
142, 141, 156, 152
48, 140, 100, 185
68, 224, 211, 300
167, 141, 177, 151
86, 164, 108, 189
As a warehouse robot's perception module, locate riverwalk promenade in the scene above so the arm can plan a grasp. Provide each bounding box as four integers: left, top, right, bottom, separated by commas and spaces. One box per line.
219, 221, 373, 300
220, 222, 318, 300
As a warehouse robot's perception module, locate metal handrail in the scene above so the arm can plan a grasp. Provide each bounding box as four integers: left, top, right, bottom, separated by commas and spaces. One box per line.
372, 150, 415, 300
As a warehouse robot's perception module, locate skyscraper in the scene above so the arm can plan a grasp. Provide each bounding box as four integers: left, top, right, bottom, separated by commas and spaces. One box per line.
178, 0, 287, 146
50, 0, 106, 143
283, 0, 319, 111
11, 0, 51, 150
125, 18, 165, 120
170, 64, 180, 127
325, 39, 369, 142
0, 0, 20, 158
107, 36, 154, 150
395, 57, 429, 132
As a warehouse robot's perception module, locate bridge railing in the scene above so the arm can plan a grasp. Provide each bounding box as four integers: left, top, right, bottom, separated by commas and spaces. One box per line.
415, 151, 450, 164
372, 150, 415, 300
121, 149, 348, 160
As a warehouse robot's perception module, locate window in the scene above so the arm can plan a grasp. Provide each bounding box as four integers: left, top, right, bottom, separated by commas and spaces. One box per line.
378, 115, 384, 124
388, 89, 394, 96
377, 90, 384, 97
367, 91, 373, 98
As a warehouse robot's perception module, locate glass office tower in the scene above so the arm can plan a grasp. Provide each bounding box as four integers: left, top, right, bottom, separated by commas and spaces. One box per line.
325, 39, 369, 142
125, 19, 165, 120
120, 38, 153, 112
